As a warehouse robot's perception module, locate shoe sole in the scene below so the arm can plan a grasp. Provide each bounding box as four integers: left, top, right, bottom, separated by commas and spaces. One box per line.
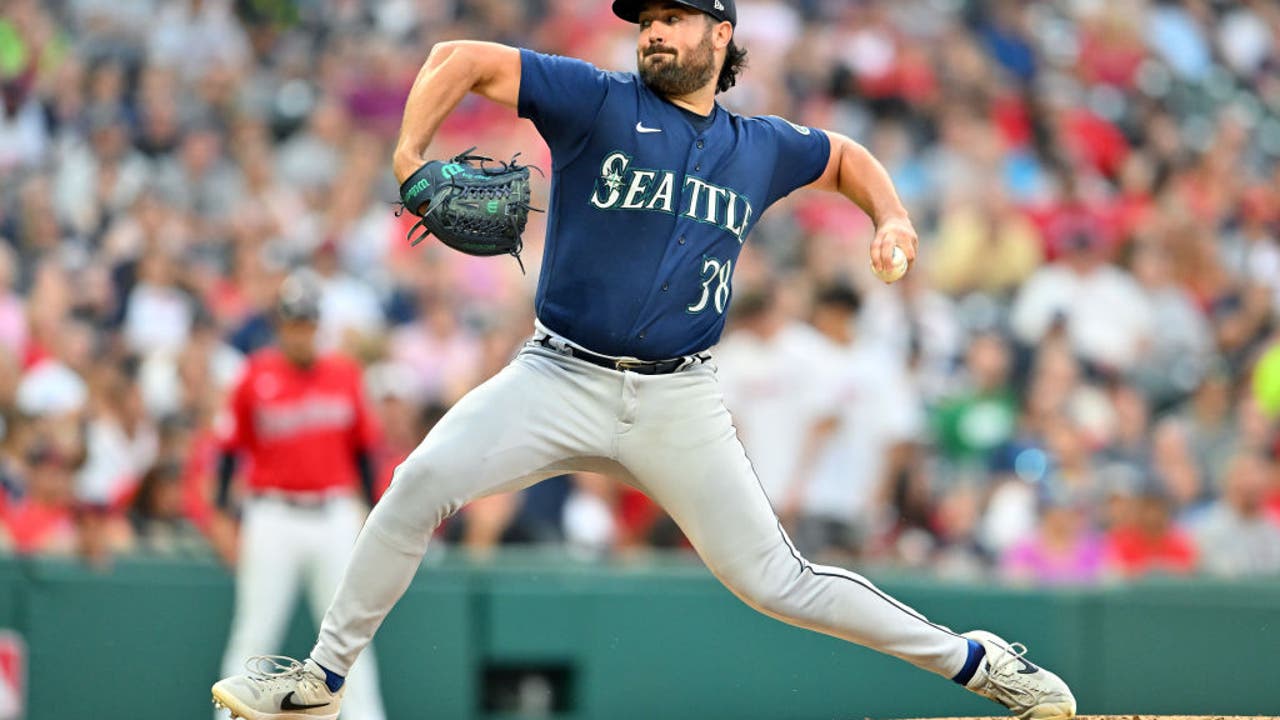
212, 688, 339, 720
1022, 702, 1077, 720
212, 689, 251, 720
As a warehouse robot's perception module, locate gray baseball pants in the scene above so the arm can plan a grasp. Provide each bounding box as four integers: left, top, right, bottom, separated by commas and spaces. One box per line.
311, 328, 970, 680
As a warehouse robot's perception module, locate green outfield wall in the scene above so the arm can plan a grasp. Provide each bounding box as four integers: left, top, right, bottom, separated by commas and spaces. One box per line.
7, 552, 1278, 719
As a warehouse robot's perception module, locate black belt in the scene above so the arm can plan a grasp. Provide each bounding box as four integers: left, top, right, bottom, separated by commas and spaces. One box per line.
254, 491, 341, 510
534, 336, 705, 375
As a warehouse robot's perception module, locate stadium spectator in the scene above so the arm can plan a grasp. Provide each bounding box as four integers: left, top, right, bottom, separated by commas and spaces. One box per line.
387, 295, 482, 407
715, 287, 828, 506
929, 188, 1043, 297
931, 331, 1019, 470
2, 442, 78, 556
1128, 238, 1214, 406
1001, 479, 1107, 587
128, 461, 207, 557
785, 285, 923, 560
860, 259, 964, 400
1194, 452, 1280, 578
76, 360, 157, 509
1103, 484, 1198, 578
1171, 366, 1240, 490
1010, 216, 1152, 374
1149, 421, 1211, 524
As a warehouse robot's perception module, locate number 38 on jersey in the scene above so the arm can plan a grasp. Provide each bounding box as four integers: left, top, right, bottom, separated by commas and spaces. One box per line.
687, 256, 732, 315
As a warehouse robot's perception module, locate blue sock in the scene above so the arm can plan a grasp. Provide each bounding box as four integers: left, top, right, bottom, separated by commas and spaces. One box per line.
951, 639, 986, 686
315, 661, 345, 693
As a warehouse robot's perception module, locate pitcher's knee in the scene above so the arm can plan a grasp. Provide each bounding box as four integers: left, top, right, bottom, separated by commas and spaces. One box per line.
367, 455, 460, 550
722, 569, 802, 619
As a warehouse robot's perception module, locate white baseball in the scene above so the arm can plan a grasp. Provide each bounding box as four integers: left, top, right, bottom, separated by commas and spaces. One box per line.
871, 245, 909, 283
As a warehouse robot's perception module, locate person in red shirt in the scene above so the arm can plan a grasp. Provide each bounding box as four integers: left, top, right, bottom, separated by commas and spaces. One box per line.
213, 270, 386, 720
3, 444, 78, 556
1104, 484, 1198, 578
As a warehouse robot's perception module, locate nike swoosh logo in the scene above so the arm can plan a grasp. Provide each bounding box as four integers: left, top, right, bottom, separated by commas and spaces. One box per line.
281, 692, 329, 711
1015, 657, 1040, 675
635, 122, 662, 134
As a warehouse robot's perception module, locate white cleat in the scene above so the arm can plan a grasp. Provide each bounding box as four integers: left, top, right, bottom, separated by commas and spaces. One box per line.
962, 630, 1077, 720
211, 656, 342, 720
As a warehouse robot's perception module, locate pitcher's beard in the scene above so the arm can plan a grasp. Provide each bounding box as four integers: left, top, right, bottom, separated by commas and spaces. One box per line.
639, 37, 716, 97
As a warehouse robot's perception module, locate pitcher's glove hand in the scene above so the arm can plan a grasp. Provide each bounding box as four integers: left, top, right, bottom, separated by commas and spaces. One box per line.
397, 147, 542, 273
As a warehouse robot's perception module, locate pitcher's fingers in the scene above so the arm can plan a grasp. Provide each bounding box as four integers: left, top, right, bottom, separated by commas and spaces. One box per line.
903, 232, 918, 263
880, 232, 896, 271
870, 235, 890, 271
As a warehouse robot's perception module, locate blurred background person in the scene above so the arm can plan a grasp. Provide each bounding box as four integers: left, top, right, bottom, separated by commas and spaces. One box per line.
1193, 452, 1280, 578
1103, 482, 1198, 579
784, 284, 923, 561
128, 460, 207, 557
715, 285, 828, 507
1001, 478, 1107, 587
931, 332, 1019, 477
1, 441, 79, 557
1009, 217, 1152, 377
212, 271, 385, 720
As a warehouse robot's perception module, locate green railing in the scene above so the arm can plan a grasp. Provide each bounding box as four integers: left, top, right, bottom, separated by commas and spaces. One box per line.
7, 551, 1279, 719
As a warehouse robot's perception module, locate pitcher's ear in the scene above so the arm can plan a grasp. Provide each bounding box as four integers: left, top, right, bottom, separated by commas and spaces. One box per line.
715, 20, 733, 49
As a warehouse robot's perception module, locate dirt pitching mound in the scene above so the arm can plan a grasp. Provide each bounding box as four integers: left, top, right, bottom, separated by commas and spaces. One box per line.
903, 716, 1278, 720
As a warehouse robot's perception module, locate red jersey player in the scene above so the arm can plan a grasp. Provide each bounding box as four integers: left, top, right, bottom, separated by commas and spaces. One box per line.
213, 270, 386, 720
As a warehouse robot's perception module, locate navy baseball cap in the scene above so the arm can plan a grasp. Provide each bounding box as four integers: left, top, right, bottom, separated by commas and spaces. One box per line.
613, 0, 737, 27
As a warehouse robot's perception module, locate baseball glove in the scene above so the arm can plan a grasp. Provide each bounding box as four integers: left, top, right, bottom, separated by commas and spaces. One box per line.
397, 147, 541, 273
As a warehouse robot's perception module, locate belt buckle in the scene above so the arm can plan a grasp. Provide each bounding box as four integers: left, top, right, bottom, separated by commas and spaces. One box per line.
614, 357, 647, 372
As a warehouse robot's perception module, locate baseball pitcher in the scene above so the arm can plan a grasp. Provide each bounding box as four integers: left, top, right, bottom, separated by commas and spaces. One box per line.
212, 2, 1076, 718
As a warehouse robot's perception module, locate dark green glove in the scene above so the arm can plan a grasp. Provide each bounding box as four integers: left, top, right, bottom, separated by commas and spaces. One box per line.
398, 148, 541, 273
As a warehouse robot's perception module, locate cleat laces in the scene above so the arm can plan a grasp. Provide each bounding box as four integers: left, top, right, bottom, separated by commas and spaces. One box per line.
990, 642, 1031, 673
243, 655, 325, 694
978, 641, 1039, 708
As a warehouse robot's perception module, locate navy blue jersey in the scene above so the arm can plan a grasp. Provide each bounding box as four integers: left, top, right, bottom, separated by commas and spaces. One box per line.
518, 49, 830, 359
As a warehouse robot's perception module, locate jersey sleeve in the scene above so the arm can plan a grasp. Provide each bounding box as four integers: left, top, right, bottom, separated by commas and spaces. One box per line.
517, 49, 611, 164
760, 115, 831, 208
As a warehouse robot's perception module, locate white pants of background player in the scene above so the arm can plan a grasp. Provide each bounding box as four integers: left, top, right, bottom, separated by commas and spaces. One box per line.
310, 326, 971, 683
220, 495, 385, 720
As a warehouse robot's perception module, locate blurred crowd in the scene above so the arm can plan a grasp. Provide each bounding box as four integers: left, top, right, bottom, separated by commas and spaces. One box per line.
0, 0, 1278, 585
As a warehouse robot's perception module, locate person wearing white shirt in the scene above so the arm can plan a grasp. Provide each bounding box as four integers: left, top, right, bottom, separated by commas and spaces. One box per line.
1194, 452, 1280, 578
1010, 226, 1152, 372
786, 285, 925, 558
122, 246, 196, 356
312, 244, 386, 353
715, 288, 830, 505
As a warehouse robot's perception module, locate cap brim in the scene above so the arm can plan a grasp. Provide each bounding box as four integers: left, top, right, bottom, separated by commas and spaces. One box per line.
612, 0, 711, 24
611, 0, 642, 22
